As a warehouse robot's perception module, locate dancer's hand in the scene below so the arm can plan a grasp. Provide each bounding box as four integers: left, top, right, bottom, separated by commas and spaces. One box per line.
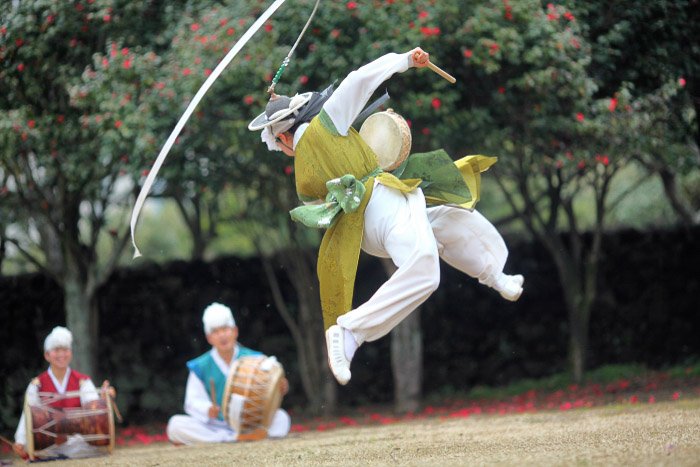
410, 47, 430, 68
208, 404, 220, 419
13, 442, 28, 459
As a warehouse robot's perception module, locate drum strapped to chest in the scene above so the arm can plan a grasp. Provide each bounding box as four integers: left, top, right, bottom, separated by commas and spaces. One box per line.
359, 108, 412, 171
24, 390, 115, 460
221, 355, 285, 441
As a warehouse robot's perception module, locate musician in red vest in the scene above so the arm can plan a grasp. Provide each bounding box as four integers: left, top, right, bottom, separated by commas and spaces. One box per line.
13, 326, 114, 460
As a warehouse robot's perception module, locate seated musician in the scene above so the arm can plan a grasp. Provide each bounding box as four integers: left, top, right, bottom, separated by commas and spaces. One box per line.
167, 303, 291, 444
13, 326, 114, 460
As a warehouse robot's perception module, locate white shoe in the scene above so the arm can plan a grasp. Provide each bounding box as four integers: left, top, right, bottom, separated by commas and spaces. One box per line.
495, 273, 524, 301
325, 325, 351, 385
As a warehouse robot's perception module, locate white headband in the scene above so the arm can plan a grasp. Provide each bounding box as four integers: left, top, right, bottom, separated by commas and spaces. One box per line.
202, 302, 236, 334
44, 326, 73, 351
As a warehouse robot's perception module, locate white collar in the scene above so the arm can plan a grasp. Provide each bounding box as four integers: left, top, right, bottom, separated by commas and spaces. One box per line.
293, 123, 309, 148
48, 367, 71, 394
210, 345, 239, 376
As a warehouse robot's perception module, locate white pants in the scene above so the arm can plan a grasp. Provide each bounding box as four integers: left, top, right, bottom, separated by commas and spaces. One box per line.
166, 409, 291, 445
337, 184, 508, 345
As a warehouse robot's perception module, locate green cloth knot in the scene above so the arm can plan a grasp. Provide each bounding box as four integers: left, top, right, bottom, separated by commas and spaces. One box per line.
290, 169, 381, 229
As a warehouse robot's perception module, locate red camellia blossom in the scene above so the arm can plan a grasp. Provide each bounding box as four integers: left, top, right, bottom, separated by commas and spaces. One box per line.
346, 1, 358, 9
204, 68, 212, 76
102, 57, 109, 68
489, 43, 500, 55
70, 38, 78, 47
182, 68, 192, 76
299, 75, 309, 85
103, 14, 111, 22
17, 63, 25, 72
15, 38, 24, 47
121, 47, 129, 56
57, 115, 65, 123
122, 59, 132, 69
244, 95, 254, 105
678, 77, 686, 87
284, 166, 293, 175
431, 97, 441, 109
141, 169, 150, 177
331, 28, 341, 39
190, 23, 200, 32
421, 127, 431, 135
564, 11, 575, 21
498, 86, 505, 94
226, 27, 235, 36
576, 112, 584, 122
608, 98, 617, 112
115, 120, 123, 129
418, 11, 429, 19
463, 49, 472, 58
577, 160, 585, 169
420, 27, 440, 37
27, 120, 36, 129
265, 23, 273, 32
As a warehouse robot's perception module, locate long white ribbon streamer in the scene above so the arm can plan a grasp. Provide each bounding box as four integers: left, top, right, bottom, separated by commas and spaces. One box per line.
129, 0, 288, 258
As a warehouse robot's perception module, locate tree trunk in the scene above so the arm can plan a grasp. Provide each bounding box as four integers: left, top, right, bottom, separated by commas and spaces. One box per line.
382, 259, 423, 413
262, 251, 337, 416
63, 264, 98, 377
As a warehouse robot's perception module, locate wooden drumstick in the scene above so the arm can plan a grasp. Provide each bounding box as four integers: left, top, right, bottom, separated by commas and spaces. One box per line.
209, 378, 217, 405
426, 61, 457, 84
111, 395, 124, 423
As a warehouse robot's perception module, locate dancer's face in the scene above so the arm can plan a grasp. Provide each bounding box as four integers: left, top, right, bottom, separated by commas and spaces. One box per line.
206, 326, 238, 354
44, 347, 72, 370
275, 132, 296, 157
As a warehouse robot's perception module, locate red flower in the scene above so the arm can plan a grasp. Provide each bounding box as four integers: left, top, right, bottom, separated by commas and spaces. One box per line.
608, 98, 617, 112
70, 38, 78, 47
1, 26, 6, 35
547, 12, 558, 21
489, 43, 500, 55
672, 391, 680, 400
431, 97, 441, 109
17, 63, 25, 72
204, 68, 212, 76
284, 166, 293, 175
102, 57, 109, 68
182, 68, 192, 76
27, 120, 36, 129
630, 395, 639, 404
103, 14, 111, 22
576, 112, 584, 122
678, 77, 686, 87
226, 27, 235, 36
299, 75, 309, 85
563, 11, 575, 21
57, 115, 65, 123
121, 47, 129, 56
265, 23, 273, 32
577, 161, 585, 169
244, 95, 254, 105
420, 26, 441, 37
463, 49, 473, 58
346, 1, 358, 9
421, 127, 431, 135
648, 395, 656, 404
122, 59, 132, 69
498, 86, 505, 94
220, 19, 228, 27
418, 11, 429, 19
190, 23, 200, 32
331, 29, 340, 39
141, 169, 150, 177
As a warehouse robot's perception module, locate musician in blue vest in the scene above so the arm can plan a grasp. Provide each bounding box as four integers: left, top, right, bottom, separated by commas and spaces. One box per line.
166, 303, 291, 444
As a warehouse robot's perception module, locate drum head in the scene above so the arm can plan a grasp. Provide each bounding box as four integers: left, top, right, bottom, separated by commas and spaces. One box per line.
359, 109, 412, 171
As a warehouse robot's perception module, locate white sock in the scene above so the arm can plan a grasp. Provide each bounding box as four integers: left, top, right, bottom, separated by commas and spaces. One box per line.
344, 329, 358, 362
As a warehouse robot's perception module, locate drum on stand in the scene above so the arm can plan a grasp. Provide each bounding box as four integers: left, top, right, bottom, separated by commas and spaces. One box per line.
359, 108, 412, 171
221, 355, 285, 441
24, 391, 115, 460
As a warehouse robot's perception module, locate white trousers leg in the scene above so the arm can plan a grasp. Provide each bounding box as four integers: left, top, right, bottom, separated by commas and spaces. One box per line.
426, 205, 508, 278
167, 410, 291, 445
166, 415, 235, 444
337, 185, 440, 345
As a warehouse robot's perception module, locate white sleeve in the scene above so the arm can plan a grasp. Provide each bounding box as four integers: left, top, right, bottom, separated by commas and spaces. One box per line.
323, 52, 413, 135
183, 372, 213, 423
15, 382, 38, 444
79, 379, 99, 404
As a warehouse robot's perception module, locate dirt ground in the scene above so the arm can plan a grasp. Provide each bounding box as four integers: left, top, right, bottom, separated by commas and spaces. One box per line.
28, 399, 700, 466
